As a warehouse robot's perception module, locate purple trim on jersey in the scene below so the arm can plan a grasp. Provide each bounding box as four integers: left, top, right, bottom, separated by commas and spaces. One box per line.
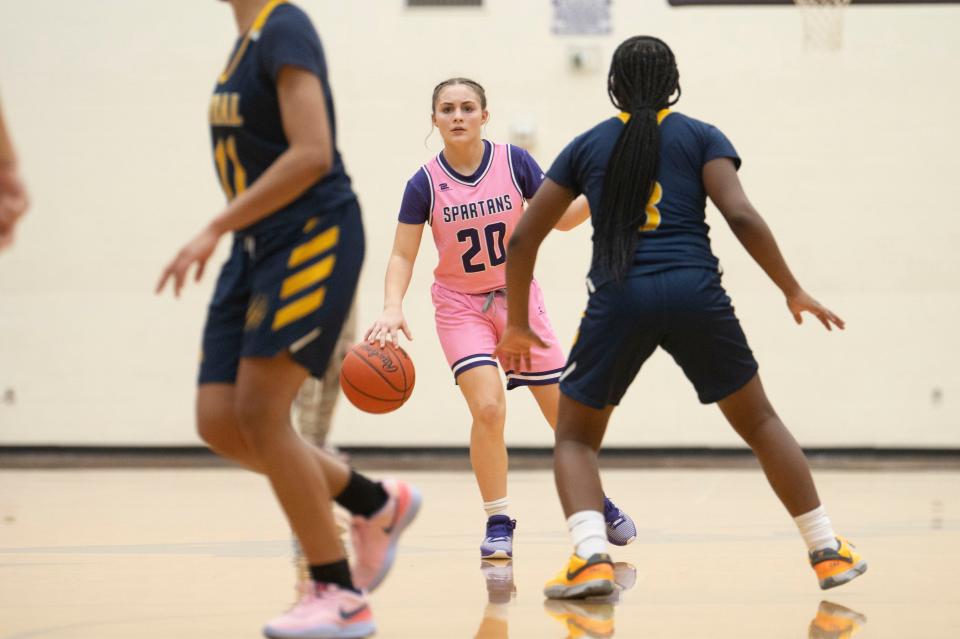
397, 141, 544, 224
454, 359, 498, 380
437, 140, 495, 187
506, 145, 546, 200
451, 353, 498, 379
451, 352, 493, 368
506, 145, 524, 197
505, 377, 561, 389
421, 166, 435, 226
504, 367, 565, 379
398, 171, 432, 225
504, 367, 565, 390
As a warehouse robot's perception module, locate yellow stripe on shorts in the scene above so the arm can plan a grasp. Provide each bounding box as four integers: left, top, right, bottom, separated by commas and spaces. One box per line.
288, 226, 339, 269
280, 255, 335, 300
273, 288, 326, 331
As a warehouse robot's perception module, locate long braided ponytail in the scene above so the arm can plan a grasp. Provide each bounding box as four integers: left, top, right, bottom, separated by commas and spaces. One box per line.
594, 36, 680, 283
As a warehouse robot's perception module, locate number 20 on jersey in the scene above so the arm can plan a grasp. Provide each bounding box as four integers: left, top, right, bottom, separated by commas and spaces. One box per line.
458, 222, 507, 273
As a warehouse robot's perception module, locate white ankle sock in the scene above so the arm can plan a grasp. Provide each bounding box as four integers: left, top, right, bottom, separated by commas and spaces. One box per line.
794, 505, 838, 552
484, 497, 509, 518
568, 510, 607, 559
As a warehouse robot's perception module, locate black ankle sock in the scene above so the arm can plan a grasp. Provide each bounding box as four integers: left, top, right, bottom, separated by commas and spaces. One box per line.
335, 470, 389, 518
309, 559, 357, 593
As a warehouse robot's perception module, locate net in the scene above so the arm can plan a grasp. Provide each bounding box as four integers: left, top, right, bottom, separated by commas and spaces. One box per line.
794, 0, 852, 51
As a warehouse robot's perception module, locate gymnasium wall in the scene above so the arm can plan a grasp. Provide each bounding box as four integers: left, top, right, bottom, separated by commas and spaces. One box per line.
0, 0, 957, 448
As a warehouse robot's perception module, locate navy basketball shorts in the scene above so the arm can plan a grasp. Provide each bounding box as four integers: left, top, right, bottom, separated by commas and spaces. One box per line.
560, 267, 759, 408
198, 202, 364, 385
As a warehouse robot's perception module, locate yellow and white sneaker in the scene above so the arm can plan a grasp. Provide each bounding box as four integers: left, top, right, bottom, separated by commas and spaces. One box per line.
544, 600, 614, 639
808, 600, 867, 638
544, 553, 615, 600
809, 537, 867, 590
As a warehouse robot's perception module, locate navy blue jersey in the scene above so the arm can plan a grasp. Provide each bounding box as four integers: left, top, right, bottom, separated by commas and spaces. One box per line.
209, 0, 355, 235
547, 110, 740, 284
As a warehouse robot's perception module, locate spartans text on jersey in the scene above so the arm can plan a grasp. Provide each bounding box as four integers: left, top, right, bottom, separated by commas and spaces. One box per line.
442, 194, 514, 223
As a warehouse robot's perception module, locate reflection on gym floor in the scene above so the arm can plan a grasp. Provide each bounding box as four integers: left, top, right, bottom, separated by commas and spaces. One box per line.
2, 469, 954, 638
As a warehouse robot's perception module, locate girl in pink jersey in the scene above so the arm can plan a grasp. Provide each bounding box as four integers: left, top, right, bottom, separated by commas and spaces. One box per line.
366, 78, 636, 558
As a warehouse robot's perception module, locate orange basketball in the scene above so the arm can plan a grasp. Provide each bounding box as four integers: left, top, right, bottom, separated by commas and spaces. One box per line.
340, 341, 416, 414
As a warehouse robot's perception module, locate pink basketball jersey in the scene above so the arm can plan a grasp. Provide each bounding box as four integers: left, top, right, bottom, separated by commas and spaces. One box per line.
423, 143, 526, 294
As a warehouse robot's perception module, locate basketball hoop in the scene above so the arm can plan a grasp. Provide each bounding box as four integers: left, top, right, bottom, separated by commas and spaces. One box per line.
794, 0, 852, 51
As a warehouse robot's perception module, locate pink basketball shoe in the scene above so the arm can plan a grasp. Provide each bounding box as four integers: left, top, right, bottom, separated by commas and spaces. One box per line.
350, 478, 422, 592
263, 582, 375, 639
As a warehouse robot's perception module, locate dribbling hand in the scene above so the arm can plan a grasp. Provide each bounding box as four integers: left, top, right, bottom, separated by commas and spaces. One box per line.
156, 226, 221, 298
365, 309, 412, 348
786, 290, 845, 331
494, 324, 548, 373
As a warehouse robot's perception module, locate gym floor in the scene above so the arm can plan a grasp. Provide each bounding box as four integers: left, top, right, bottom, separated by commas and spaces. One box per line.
1, 467, 957, 638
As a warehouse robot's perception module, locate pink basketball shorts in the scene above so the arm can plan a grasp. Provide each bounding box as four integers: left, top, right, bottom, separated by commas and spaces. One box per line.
431, 279, 568, 389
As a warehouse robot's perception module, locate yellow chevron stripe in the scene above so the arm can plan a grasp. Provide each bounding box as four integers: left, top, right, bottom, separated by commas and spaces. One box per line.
273, 287, 326, 331
288, 226, 339, 268
219, 0, 287, 84
280, 255, 335, 300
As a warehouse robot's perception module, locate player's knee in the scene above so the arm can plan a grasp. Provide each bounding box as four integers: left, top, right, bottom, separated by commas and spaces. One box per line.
233, 394, 285, 444
234, 400, 266, 436
196, 413, 236, 453
196, 387, 238, 450
472, 400, 506, 429
734, 412, 780, 446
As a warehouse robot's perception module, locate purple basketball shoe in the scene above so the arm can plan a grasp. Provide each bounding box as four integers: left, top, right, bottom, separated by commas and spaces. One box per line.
603, 496, 637, 546
480, 515, 516, 559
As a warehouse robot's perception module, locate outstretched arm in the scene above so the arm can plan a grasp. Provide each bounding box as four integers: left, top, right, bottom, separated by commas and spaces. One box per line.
365, 222, 424, 347
497, 179, 577, 370
703, 157, 844, 330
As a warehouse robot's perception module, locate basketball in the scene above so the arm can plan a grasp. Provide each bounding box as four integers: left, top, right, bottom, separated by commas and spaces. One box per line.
340, 341, 416, 414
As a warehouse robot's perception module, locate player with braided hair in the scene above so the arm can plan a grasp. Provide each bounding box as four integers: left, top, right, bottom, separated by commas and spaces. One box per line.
366, 77, 637, 560
496, 36, 866, 598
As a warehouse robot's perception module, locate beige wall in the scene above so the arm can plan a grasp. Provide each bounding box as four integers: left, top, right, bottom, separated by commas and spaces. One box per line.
0, 0, 957, 447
